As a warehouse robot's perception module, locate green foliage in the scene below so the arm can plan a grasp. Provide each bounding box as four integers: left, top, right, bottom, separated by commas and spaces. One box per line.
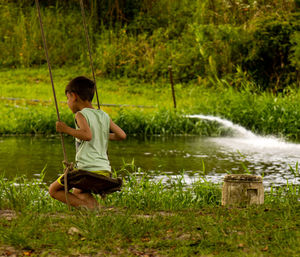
290, 30, 300, 80
244, 13, 300, 91
194, 24, 248, 79
1, 0, 298, 90
0, 2, 86, 68
92, 27, 203, 81
3, 72, 300, 139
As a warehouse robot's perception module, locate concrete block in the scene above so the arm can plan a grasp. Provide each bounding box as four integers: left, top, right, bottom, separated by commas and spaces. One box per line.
222, 174, 264, 206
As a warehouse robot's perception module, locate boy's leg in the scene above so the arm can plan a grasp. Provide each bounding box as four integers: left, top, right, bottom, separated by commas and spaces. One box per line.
49, 181, 97, 209
73, 188, 99, 209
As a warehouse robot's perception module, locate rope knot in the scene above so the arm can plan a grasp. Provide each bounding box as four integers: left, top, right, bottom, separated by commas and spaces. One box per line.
62, 160, 74, 172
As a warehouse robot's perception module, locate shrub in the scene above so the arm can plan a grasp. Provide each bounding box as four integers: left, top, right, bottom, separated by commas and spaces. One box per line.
243, 13, 300, 91
290, 30, 300, 86
194, 24, 248, 79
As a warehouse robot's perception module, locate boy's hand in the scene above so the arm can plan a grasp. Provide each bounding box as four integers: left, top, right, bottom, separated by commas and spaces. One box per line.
109, 119, 126, 141
56, 121, 69, 133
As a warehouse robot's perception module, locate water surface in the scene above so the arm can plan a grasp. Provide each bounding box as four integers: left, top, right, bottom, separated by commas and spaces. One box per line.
0, 132, 299, 189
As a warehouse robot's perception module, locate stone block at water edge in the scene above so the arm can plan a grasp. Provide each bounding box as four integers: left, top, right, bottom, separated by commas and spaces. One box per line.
222, 174, 264, 206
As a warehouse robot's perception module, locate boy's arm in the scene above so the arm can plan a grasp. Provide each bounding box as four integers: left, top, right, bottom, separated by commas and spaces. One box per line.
56, 112, 92, 141
109, 119, 126, 141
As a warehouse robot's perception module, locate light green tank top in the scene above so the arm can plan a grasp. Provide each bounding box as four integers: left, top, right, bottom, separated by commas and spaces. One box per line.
75, 108, 111, 172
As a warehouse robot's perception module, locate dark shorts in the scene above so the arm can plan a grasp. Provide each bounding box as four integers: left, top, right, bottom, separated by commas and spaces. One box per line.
57, 169, 122, 195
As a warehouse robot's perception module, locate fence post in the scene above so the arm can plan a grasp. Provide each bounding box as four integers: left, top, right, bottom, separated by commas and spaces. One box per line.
168, 65, 177, 109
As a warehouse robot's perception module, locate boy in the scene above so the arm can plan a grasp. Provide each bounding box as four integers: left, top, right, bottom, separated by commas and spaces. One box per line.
49, 76, 126, 209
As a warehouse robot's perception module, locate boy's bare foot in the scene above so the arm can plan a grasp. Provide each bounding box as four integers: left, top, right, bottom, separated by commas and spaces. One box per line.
77, 203, 100, 212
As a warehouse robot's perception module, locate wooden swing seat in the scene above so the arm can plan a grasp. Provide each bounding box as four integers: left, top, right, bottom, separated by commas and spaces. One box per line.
60, 170, 122, 195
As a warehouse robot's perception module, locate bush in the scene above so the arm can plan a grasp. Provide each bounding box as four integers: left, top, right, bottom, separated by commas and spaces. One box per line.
194, 24, 248, 80
0, 0, 298, 90
243, 13, 300, 91
290, 30, 300, 86
93, 27, 203, 82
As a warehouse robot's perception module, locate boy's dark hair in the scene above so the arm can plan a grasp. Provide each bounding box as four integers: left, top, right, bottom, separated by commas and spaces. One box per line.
65, 76, 95, 102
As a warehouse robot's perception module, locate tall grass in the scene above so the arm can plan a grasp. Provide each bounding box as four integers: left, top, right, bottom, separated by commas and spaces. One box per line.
191, 86, 300, 140
0, 165, 221, 212
0, 103, 73, 134
0, 2, 86, 68
0, 163, 299, 213
0, 101, 230, 136
3, 78, 300, 140
1, 1, 298, 89
0, 173, 66, 213
266, 162, 300, 204
106, 163, 221, 210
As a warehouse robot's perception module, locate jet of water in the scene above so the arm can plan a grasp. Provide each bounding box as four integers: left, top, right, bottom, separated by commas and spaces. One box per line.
187, 114, 256, 138
187, 114, 300, 150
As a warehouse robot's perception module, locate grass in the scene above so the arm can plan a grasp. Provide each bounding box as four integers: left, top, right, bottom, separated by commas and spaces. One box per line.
0, 67, 172, 108
2, 68, 300, 139
0, 67, 234, 136
0, 164, 222, 212
1, 206, 299, 256
0, 102, 230, 136
0, 164, 299, 256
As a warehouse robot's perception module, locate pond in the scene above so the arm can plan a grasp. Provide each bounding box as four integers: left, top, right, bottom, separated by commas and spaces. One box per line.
1, 116, 300, 190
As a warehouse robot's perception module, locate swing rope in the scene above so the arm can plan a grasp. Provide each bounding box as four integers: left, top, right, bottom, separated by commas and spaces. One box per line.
36, 0, 101, 209
79, 0, 101, 110
35, 0, 72, 208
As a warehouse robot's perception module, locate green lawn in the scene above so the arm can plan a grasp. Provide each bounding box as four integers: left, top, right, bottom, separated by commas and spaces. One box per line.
1, 206, 299, 257
2, 67, 300, 139
0, 67, 184, 109
0, 170, 299, 257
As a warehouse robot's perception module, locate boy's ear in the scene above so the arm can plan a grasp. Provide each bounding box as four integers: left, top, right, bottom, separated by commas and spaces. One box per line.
70, 92, 78, 101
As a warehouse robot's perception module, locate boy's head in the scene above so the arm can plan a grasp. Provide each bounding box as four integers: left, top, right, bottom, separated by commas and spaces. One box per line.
65, 76, 95, 102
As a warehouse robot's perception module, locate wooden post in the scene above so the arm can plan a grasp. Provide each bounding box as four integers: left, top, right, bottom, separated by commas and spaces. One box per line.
222, 174, 264, 206
168, 65, 177, 109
